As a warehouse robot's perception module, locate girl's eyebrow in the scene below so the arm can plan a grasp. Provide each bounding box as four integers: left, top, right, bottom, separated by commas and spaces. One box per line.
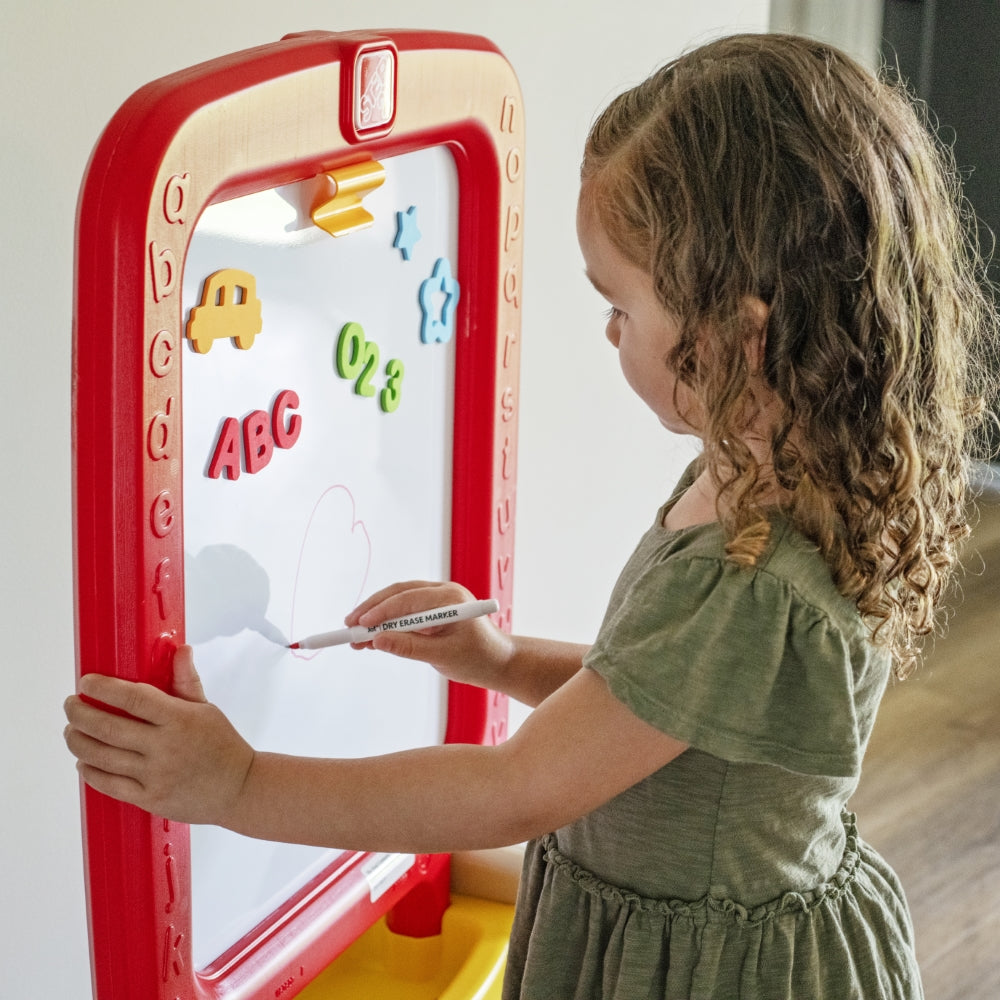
584, 269, 612, 298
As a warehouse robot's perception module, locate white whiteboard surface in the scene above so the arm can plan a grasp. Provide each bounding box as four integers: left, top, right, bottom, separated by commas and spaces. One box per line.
181, 147, 458, 969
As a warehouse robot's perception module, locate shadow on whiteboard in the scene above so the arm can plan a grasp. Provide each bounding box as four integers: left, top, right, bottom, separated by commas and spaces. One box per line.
194, 181, 330, 247
187, 543, 288, 647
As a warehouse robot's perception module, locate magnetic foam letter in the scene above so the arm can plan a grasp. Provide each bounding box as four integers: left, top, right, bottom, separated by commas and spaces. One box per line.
208, 418, 241, 480
243, 410, 274, 475
272, 390, 302, 450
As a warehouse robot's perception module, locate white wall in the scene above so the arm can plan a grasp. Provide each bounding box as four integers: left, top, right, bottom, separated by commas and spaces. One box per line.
770, 0, 883, 68
0, 0, 767, 994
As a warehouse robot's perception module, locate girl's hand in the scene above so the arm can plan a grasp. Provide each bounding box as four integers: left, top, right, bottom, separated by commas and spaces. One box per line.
63, 646, 254, 826
345, 581, 514, 690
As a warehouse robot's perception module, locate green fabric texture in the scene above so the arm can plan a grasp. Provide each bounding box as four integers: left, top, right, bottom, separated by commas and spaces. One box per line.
502, 479, 923, 999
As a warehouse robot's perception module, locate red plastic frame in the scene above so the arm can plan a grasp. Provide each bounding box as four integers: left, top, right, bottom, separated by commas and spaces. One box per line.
72, 30, 523, 1000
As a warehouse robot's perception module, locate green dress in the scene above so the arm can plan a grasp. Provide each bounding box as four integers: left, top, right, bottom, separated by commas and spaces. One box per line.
503, 480, 923, 999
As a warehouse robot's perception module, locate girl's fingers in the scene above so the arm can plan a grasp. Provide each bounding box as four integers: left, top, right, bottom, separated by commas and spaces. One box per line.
368, 628, 441, 661
64, 692, 154, 754
352, 582, 473, 628
76, 673, 171, 725
64, 724, 144, 781
74, 760, 146, 808
345, 580, 440, 625
171, 645, 207, 704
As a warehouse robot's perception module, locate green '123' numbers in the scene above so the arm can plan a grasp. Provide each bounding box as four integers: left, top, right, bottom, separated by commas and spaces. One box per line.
336, 322, 404, 413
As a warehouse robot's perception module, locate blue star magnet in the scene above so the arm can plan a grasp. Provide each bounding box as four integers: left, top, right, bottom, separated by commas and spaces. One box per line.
419, 257, 461, 344
393, 205, 422, 260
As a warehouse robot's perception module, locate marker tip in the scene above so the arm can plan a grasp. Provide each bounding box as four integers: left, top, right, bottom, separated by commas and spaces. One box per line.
288, 642, 300, 650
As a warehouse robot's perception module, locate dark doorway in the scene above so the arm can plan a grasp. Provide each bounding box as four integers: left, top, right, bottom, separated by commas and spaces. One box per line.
883, 0, 1000, 457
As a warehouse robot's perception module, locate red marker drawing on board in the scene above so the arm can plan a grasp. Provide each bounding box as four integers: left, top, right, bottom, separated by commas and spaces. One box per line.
288, 598, 499, 650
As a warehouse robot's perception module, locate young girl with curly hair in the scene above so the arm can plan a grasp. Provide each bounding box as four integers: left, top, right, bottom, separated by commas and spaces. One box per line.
65, 32, 996, 998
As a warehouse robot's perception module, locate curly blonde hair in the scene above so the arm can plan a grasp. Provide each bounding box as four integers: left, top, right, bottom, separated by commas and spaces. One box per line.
582, 33, 997, 677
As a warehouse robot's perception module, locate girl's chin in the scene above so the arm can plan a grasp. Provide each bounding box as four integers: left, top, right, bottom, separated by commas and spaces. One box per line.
657, 415, 701, 437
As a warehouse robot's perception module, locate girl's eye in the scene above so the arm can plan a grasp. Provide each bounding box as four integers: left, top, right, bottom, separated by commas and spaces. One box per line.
604, 306, 626, 322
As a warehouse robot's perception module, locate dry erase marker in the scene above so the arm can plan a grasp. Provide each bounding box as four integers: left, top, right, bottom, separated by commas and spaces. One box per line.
288, 598, 500, 650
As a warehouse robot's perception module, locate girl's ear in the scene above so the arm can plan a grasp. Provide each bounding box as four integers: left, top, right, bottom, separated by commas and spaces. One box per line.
740, 296, 771, 373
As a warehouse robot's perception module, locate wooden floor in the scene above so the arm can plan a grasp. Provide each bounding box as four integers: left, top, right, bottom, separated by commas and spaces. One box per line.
850, 472, 1000, 1000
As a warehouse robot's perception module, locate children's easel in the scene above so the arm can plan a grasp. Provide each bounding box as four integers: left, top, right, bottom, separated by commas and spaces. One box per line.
73, 30, 523, 1000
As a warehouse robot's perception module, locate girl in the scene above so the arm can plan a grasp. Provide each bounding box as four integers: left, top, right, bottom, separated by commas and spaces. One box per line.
64, 33, 995, 999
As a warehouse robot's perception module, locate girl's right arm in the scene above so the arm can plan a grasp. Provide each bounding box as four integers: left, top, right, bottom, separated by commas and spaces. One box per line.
64, 647, 687, 853
345, 581, 588, 707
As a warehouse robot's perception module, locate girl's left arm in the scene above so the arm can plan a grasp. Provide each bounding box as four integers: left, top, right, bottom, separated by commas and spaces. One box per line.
64, 646, 687, 853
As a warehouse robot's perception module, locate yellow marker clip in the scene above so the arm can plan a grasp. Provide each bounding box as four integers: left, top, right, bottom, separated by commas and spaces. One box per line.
311, 160, 386, 238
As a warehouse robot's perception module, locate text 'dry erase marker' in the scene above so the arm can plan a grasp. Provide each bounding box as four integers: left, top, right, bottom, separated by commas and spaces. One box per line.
288, 598, 499, 650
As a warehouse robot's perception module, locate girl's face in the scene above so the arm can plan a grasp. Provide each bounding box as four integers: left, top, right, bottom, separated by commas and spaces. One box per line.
576, 193, 703, 437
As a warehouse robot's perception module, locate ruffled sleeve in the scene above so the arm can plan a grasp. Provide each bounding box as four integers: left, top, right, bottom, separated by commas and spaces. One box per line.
583, 521, 882, 778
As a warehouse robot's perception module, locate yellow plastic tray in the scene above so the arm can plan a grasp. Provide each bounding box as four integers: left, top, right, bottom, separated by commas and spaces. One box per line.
297, 894, 515, 999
